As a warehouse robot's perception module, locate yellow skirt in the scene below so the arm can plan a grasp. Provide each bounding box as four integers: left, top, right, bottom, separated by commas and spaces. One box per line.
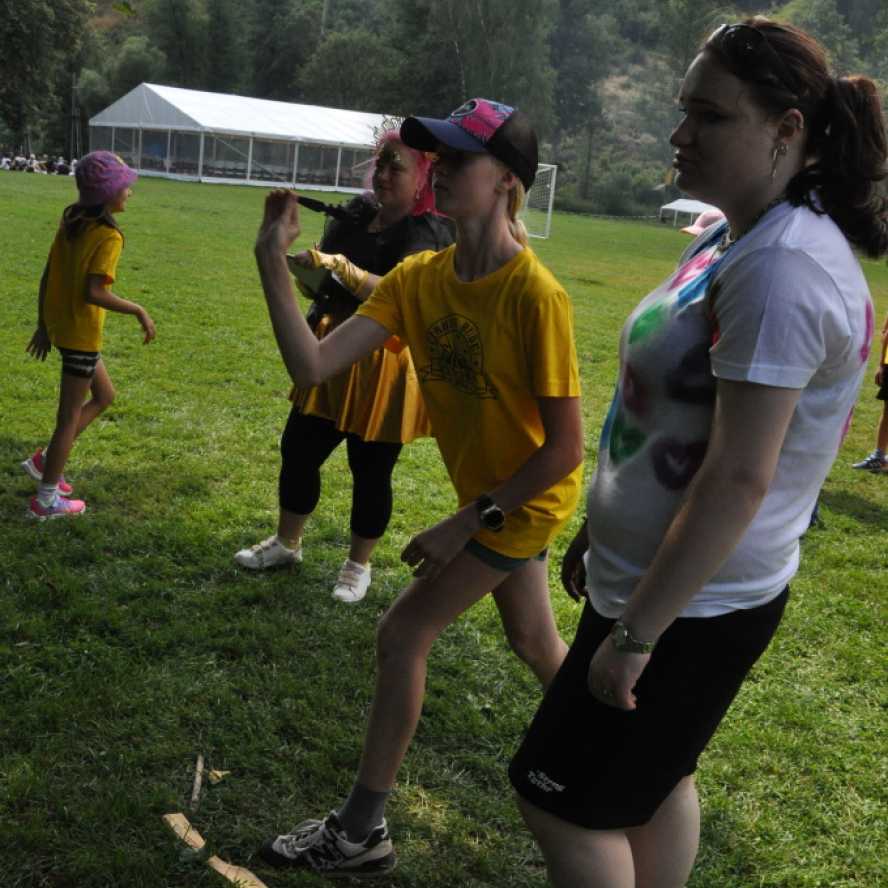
292, 316, 432, 444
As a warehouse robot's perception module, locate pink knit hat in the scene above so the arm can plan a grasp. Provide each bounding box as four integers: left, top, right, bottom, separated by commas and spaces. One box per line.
75, 151, 138, 207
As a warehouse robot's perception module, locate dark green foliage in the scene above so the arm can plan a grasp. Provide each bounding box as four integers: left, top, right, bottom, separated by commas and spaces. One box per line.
0, 0, 92, 149
1, 0, 886, 210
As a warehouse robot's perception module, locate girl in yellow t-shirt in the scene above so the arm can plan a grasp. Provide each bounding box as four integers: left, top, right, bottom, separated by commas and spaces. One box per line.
253, 99, 583, 877
22, 151, 156, 519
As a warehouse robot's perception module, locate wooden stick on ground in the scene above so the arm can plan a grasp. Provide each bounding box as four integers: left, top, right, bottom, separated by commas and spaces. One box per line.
190, 753, 205, 812
163, 813, 270, 888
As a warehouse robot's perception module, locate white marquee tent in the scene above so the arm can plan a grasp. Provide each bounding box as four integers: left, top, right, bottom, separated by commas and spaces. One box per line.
89, 82, 560, 237
658, 198, 720, 227
88, 83, 386, 189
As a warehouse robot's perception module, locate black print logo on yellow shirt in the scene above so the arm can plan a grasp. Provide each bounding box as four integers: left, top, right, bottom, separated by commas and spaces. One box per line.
418, 314, 499, 399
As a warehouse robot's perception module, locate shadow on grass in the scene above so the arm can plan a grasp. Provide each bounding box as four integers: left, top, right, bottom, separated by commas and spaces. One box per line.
820, 487, 888, 528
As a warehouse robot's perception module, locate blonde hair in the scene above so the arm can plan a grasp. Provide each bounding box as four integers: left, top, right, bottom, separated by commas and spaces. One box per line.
507, 181, 529, 247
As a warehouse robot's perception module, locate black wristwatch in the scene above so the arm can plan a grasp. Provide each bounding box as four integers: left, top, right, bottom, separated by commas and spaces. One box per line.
475, 494, 505, 532
610, 620, 657, 654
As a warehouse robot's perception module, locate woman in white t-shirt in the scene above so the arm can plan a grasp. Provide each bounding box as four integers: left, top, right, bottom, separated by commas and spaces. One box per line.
510, 17, 886, 888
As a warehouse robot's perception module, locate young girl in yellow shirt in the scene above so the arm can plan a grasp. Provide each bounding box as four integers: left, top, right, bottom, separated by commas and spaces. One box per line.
23, 151, 156, 519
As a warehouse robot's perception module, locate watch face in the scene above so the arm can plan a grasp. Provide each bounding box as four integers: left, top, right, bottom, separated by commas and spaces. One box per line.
482, 507, 505, 530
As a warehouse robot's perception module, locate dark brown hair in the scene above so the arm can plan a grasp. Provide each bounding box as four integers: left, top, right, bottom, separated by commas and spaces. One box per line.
60, 202, 122, 242
706, 17, 888, 259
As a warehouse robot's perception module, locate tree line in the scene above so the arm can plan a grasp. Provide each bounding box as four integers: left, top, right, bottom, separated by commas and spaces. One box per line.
2, 0, 886, 214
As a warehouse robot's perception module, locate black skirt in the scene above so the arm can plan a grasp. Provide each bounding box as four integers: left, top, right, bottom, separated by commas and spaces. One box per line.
509, 588, 789, 829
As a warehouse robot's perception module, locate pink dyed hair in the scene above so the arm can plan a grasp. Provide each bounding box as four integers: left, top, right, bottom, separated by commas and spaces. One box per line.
366, 129, 437, 216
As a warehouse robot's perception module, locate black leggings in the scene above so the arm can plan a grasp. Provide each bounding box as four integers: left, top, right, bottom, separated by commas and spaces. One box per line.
279, 409, 403, 540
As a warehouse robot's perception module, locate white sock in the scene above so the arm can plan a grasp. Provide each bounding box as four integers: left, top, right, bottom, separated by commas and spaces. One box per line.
37, 482, 58, 508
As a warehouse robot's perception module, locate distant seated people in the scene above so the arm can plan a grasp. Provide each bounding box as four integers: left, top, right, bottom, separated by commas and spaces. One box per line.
55, 157, 70, 175
0, 155, 10, 171
852, 310, 888, 473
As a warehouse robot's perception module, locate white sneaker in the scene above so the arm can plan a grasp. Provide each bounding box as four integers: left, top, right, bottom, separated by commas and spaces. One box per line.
332, 559, 371, 603
234, 535, 302, 570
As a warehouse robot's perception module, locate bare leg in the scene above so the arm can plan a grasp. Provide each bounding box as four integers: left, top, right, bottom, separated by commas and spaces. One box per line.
627, 776, 699, 888
516, 796, 635, 888
876, 402, 888, 452
277, 507, 309, 545
516, 777, 700, 888
493, 554, 568, 687
348, 533, 378, 565
73, 359, 114, 437
355, 551, 509, 790
41, 372, 93, 487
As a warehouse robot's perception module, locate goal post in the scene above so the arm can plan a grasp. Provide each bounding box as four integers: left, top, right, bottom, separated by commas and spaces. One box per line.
522, 162, 557, 239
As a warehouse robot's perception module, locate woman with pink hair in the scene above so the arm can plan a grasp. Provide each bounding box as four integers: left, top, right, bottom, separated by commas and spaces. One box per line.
234, 130, 453, 602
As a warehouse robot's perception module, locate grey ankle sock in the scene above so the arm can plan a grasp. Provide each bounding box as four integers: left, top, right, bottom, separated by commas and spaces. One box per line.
336, 782, 391, 842
37, 482, 58, 508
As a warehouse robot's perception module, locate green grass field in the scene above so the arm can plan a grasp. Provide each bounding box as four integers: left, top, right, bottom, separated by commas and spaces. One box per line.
1, 173, 885, 888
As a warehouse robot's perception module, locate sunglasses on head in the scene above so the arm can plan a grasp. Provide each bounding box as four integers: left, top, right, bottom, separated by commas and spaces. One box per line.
707, 23, 797, 96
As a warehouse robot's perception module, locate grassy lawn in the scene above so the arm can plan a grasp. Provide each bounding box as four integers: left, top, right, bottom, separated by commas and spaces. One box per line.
0, 173, 885, 888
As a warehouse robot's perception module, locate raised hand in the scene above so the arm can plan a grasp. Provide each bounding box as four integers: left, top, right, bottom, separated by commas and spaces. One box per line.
256, 189, 301, 257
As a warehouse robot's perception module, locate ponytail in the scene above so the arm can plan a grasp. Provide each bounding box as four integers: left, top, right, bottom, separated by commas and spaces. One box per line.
788, 75, 888, 259
507, 182, 530, 248
706, 18, 888, 259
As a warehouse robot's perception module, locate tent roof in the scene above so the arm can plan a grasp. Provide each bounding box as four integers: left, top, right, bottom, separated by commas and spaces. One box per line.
89, 83, 386, 148
660, 198, 718, 215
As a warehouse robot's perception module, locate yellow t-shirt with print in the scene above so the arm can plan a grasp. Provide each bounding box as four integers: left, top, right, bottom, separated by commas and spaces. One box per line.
357, 245, 582, 558
43, 220, 123, 352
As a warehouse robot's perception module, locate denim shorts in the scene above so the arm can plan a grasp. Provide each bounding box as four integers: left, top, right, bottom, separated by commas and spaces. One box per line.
464, 538, 547, 572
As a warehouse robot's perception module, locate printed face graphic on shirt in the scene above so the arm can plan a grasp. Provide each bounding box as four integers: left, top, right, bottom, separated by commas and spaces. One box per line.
602, 237, 724, 481
418, 313, 499, 398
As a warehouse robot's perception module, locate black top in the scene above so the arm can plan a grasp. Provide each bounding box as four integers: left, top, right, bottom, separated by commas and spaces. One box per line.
308, 193, 455, 327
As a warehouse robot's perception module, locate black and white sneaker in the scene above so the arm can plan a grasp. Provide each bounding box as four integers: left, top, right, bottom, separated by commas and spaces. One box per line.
851, 451, 887, 472
258, 811, 396, 878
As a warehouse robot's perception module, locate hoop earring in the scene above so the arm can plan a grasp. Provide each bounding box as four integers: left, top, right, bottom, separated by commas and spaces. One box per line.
770, 141, 788, 182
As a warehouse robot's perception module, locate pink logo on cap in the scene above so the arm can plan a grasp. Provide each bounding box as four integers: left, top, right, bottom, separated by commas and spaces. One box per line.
449, 99, 514, 145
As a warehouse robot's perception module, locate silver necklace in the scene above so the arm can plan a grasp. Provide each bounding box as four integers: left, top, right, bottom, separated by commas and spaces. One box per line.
719, 195, 786, 251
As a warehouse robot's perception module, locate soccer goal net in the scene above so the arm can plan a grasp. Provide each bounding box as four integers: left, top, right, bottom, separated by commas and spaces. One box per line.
522, 162, 557, 239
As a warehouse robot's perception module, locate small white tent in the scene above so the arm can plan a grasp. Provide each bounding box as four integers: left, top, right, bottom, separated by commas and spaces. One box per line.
89, 83, 387, 190
658, 198, 719, 227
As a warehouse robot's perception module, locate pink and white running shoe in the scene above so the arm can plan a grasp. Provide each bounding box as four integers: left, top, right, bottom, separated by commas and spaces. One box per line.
21, 448, 74, 497
28, 495, 86, 520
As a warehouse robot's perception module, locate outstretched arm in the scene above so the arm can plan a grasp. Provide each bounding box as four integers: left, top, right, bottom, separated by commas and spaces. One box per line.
85, 276, 156, 343
255, 190, 389, 385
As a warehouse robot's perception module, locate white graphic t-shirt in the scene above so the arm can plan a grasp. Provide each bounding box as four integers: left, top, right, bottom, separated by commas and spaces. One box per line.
586, 202, 874, 617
